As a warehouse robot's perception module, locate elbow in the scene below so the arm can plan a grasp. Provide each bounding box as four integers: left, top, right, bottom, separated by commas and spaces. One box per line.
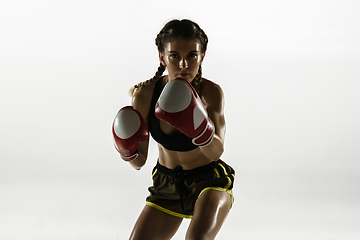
133, 166, 142, 171
129, 160, 145, 170
200, 137, 224, 161
206, 147, 223, 161
213, 145, 224, 160
218, 145, 224, 157
128, 153, 147, 170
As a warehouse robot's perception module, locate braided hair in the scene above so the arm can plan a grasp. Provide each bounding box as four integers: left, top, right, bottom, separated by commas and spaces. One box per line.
129, 19, 208, 96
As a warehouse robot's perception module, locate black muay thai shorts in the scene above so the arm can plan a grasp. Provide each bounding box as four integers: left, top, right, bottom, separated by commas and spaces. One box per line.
146, 159, 235, 219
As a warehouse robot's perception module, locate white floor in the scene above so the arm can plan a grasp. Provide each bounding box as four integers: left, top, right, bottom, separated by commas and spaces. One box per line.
1, 173, 359, 240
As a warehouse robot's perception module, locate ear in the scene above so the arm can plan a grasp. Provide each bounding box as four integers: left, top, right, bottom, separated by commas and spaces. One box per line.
159, 52, 166, 67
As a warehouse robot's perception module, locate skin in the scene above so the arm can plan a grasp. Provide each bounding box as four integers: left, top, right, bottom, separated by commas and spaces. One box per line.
128, 39, 232, 240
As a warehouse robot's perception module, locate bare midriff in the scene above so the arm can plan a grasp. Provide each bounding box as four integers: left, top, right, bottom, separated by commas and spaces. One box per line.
157, 144, 212, 170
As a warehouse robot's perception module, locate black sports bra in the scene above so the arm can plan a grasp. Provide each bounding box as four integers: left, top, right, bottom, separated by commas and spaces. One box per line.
148, 76, 198, 152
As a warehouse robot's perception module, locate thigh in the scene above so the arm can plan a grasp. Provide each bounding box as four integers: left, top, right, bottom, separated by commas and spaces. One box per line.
185, 189, 232, 240
129, 205, 183, 240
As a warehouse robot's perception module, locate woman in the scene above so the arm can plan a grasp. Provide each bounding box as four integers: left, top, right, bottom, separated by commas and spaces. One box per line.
112, 19, 235, 240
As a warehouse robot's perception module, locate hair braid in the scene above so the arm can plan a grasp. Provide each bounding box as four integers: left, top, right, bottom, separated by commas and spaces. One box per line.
129, 63, 165, 96
192, 65, 203, 96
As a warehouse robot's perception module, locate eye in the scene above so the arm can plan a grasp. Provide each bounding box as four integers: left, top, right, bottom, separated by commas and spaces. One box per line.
170, 54, 179, 58
189, 53, 198, 58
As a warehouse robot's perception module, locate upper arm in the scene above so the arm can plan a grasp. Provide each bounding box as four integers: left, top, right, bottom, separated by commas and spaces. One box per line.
202, 80, 226, 142
131, 86, 153, 124
130, 84, 154, 159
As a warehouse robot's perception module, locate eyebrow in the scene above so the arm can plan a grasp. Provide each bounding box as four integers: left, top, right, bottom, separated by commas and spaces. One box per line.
169, 50, 199, 53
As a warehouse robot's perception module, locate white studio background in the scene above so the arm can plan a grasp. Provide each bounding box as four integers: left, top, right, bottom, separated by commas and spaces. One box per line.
1, 0, 359, 239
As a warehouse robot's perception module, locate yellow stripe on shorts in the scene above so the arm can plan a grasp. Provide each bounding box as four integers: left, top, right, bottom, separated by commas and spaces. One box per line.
146, 201, 193, 219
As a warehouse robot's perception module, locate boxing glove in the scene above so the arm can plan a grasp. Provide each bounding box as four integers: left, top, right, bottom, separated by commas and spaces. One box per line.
112, 106, 149, 161
155, 78, 215, 146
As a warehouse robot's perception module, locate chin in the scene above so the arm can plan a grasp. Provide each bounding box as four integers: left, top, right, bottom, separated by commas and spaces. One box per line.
183, 77, 194, 84
170, 74, 194, 83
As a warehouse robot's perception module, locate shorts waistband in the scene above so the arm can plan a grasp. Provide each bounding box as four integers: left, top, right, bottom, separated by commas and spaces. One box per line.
155, 160, 220, 178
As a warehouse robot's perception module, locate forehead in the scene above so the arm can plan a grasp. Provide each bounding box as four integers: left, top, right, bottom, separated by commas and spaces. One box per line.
164, 39, 201, 53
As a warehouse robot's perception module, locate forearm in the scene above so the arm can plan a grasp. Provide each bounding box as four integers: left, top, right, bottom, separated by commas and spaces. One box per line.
128, 140, 148, 170
199, 134, 224, 161
128, 152, 146, 170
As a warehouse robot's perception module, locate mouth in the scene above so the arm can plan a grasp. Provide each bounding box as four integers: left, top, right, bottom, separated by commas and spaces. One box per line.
177, 73, 190, 78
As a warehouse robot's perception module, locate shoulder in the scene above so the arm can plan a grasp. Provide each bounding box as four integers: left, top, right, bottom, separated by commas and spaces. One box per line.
131, 82, 156, 120
201, 78, 225, 110
132, 83, 156, 103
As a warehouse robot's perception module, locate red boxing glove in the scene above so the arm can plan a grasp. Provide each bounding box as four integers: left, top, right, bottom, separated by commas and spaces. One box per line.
155, 78, 215, 146
112, 106, 149, 161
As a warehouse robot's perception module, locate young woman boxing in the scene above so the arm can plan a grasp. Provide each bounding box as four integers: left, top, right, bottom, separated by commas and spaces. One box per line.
112, 19, 235, 240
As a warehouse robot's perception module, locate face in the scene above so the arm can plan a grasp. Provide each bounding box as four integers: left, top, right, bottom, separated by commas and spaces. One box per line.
159, 39, 205, 83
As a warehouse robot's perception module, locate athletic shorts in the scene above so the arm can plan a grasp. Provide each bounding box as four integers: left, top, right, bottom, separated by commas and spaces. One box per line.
146, 159, 235, 219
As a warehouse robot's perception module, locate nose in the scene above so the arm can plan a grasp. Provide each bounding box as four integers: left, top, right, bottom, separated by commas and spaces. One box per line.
179, 58, 188, 69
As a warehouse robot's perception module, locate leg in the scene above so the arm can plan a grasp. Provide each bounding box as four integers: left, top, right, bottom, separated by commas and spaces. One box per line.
129, 205, 183, 240
185, 190, 232, 240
